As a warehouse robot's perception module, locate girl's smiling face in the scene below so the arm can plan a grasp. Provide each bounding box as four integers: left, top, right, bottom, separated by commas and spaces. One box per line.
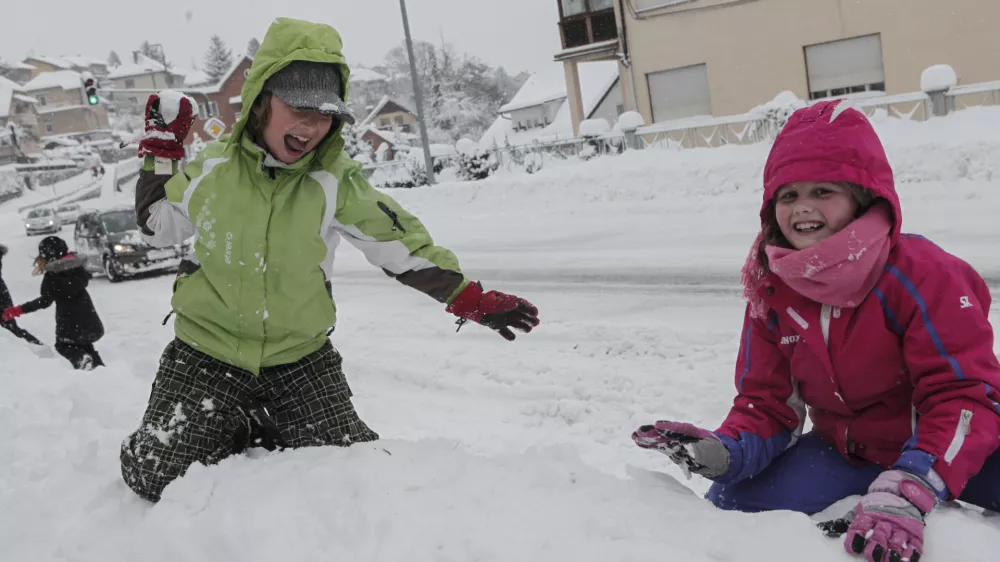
774, 182, 860, 250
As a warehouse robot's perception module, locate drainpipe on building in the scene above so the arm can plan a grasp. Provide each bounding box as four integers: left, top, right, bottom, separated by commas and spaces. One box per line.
617, 0, 640, 113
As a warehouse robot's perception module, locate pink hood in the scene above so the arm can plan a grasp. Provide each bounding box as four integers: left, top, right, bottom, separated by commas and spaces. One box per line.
742, 100, 902, 314
761, 99, 901, 241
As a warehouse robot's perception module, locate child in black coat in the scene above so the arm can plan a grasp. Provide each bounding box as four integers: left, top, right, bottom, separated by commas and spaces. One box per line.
0, 243, 43, 346
2, 237, 105, 370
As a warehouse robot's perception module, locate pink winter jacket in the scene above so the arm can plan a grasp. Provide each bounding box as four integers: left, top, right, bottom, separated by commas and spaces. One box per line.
714, 101, 1000, 499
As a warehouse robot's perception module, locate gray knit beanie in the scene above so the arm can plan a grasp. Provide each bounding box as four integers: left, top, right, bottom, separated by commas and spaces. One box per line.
263, 61, 355, 124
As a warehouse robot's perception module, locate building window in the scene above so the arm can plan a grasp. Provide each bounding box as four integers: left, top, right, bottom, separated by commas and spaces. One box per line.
636, 0, 692, 10
125, 78, 135, 89
805, 34, 885, 101
37, 96, 46, 106
208, 101, 219, 117
647, 63, 712, 123
45, 123, 53, 134
394, 115, 404, 126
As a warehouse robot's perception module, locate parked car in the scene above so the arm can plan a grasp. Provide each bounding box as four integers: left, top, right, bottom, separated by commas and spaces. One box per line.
24, 207, 61, 236
56, 203, 83, 226
73, 207, 190, 283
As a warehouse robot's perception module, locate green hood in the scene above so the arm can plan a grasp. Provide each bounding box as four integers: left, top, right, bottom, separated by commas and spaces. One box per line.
228, 17, 353, 162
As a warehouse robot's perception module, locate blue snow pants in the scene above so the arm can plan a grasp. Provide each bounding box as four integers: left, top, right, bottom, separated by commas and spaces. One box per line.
705, 433, 1000, 515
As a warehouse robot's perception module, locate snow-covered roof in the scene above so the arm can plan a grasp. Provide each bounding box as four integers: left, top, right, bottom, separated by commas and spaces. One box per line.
24, 55, 74, 69
58, 55, 107, 69
22, 70, 82, 92
481, 61, 620, 148
350, 67, 388, 83
499, 61, 618, 115
177, 68, 212, 87
0, 76, 27, 118
358, 95, 415, 128
13, 94, 38, 104
108, 54, 168, 79
0, 58, 35, 70
366, 126, 418, 147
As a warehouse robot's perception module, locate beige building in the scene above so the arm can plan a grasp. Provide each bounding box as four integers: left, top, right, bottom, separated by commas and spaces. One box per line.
105, 53, 187, 108
359, 97, 419, 133
22, 55, 108, 80
555, 0, 1000, 131
22, 71, 110, 140
0, 76, 42, 162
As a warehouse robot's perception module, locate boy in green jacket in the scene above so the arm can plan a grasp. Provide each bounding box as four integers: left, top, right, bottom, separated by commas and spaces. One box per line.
121, 17, 540, 502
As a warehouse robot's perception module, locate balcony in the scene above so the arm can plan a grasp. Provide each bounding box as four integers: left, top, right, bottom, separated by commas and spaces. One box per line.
558, 0, 619, 51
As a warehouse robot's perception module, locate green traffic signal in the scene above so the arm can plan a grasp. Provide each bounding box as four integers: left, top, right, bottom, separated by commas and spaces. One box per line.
88, 95, 99, 105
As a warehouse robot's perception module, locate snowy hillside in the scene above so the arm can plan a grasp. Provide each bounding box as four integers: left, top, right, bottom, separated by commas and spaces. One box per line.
2, 108, 999, 561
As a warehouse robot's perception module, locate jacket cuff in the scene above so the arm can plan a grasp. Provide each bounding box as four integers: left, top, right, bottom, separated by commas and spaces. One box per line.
892, 449, 952, 501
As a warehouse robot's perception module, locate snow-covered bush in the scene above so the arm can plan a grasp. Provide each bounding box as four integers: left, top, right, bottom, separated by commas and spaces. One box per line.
751, 91, 806, 139
456, 138, 497, 181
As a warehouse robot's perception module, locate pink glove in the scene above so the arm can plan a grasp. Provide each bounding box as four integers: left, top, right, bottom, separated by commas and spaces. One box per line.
632, 421, 731, 480
819, 470, 939, 562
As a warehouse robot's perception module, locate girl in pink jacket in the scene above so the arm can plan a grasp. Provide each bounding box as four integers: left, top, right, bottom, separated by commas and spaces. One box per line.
633, 100, 1000, 562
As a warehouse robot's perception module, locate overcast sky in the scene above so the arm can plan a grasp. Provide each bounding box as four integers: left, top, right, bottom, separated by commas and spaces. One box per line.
3, 0, 562, 75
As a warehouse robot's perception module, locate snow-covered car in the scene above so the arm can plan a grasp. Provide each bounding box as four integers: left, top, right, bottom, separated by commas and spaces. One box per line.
24, 207, 61, 236
55, 203, 83, 226
73, 207, 190, 283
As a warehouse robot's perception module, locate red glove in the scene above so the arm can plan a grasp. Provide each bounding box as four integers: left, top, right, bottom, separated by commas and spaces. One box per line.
137, 92, 197, 160
446, 282, 539, 341
2, 306, 24, 322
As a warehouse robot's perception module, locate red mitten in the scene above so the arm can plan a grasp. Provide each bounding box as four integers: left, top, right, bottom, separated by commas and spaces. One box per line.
446, 282, 539, 341
137, 92, 197, 160
3, 306, 24, 322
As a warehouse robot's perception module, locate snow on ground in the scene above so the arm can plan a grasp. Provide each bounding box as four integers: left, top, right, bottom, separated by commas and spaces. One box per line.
2, 108, 1000, 561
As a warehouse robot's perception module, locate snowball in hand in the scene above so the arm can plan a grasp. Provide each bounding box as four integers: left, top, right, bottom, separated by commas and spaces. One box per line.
157, 90, 199, 124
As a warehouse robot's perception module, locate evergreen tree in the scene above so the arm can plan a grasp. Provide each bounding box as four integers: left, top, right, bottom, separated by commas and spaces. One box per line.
247, 37, 261, 58
204, 35, 234, 84
107, 51, 122, 68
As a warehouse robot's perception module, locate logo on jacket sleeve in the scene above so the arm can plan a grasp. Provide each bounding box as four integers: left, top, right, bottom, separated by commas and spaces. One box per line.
960, 296, 974, 309
780, 335, 801, 345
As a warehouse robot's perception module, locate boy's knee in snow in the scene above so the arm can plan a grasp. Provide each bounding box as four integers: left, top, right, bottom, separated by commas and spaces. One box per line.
119, 434, 175, 503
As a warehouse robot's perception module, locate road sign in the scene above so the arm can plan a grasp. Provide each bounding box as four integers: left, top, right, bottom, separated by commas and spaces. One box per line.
203, 117, 226, 140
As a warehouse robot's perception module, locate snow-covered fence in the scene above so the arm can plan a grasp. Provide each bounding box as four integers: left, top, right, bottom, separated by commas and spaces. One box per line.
494, 74, 1000, 157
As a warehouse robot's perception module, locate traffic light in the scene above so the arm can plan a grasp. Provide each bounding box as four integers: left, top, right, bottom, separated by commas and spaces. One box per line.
82, 72, 99, 105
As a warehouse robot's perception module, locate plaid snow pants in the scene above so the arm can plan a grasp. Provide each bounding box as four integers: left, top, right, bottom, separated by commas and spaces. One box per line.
120, 338, 379, 502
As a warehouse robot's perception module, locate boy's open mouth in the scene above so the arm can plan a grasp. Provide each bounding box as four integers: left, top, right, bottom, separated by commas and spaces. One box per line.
284, 134, 310, 155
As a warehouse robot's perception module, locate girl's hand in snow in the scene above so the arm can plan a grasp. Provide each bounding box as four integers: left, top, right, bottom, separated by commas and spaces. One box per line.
632, 421, 731, 480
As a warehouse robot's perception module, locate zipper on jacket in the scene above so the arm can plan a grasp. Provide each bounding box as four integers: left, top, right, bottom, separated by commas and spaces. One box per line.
377, 201, 407, 233
943, 409, 974, 463
821, 304, 832, 346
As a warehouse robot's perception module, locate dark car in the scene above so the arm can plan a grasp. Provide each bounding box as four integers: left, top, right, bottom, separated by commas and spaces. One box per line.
73, 207, 191, 283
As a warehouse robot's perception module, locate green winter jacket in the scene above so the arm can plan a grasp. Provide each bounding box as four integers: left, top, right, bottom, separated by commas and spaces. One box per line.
135, 18, 468, 374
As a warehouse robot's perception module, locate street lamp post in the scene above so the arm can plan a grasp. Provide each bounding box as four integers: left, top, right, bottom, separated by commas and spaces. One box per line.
398, 0, 436, 185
